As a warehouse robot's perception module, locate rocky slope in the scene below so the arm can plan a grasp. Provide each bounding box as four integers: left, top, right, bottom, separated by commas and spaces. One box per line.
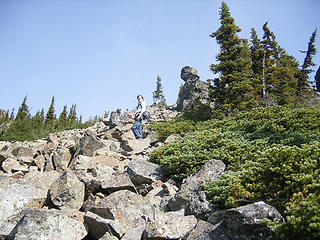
0, 105, 283, 240
0, 67, 284, 240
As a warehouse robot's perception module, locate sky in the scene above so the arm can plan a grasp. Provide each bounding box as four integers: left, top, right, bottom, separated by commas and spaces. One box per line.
1, 0, 319, 121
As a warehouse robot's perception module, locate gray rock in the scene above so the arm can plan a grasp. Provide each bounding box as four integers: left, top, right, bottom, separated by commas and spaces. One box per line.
176, 66, 211, 112
84, 190, 154, 238
168, 159, 225, 220
49, 169, 85, 210
84, 211, 116, 239
126, 159, 165, 186
8, 208, 87, 240
100, 172, 136, 194
143, 209, 198, 239
187, 220, 217, 240
2, 158, 28, 174
0, 172, 60, 237
75, 135, 105, 157
208, 201, 284, 240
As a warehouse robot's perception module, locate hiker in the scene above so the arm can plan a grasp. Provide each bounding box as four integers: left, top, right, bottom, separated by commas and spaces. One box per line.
132, 94, 147, 139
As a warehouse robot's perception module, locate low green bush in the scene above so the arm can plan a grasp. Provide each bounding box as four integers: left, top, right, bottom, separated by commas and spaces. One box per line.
149, 106, 320, 239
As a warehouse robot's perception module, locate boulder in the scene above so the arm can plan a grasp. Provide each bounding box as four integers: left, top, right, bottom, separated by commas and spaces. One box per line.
109, 111, 133, 128
2, 158, 28, 174
176, 66, 211, 112
208, 201, 284, 240
168, 159, 225, 219
74, 135, 105, 157
8, 208, 87, 240
0, 171, 60, 237
84, 190, 154, 238
143, 209, 198, 239
120, 138, 151, 154
186, 220, 217, 240
49, 169, 85, 210
126, 159, 166, 186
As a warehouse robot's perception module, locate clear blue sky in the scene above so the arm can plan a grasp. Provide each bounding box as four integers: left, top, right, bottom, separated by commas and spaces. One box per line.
1, 0, 319, 121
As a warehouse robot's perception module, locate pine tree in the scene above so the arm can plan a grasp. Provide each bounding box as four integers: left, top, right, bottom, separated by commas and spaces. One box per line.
210, 1, 255, 110
272, 47, 299, 105
39, 109, 44, 123
45, 96, 56, 127
261, 22, 279, 106
10, 108, 15, 120
295, 29, 317, 108
250, 28, 264, 101
67, 104, 77, 124
58, 105, 68, 127
315, 66, 320, 92
153, 75, 167, 108
15, 96, 30, 121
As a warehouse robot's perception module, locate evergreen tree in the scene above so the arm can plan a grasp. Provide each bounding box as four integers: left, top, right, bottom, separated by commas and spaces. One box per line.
45, 96, 56, 126
295, 29, 317, 108
67, 104, 77, 123
153, 75, 167, 108
10, 108, 15, 120
250, 28, 264, 101
39, 109, 44, 123
210, 1, 256, 110
272, 48, 299, 105
58, 105, 68, 127
15, 96, 30, 121
261, 22, 279, 106
315, 66, 320, 92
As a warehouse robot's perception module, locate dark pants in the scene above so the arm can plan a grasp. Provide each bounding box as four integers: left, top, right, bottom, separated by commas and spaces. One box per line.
132, 116, 143, 139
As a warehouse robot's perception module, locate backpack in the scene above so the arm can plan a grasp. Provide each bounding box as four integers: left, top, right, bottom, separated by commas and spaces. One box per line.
142, 105, 151, 119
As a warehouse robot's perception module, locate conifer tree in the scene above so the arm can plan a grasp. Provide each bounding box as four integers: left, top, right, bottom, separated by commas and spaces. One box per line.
45, 96, 56, 127
10, 108, 15, 120
315, 66, 320, 92
58, 105, 68, 127
67, 104, 77, 123
250, 28, 265, 101
261, 22, 279, 106
210, 1, 255, 110
273, 47, 299, 105
15, 96, 30, 121
295, 29, 317, 108
39, 109, 44, 124
153, 75, 167, 108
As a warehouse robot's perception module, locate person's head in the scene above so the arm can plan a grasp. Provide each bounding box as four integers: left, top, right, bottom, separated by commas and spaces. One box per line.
137, 95, 144, 103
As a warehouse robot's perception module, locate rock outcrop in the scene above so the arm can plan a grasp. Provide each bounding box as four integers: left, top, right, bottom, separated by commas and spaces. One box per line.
176, 66, 211, 112
0, 105, 283, 240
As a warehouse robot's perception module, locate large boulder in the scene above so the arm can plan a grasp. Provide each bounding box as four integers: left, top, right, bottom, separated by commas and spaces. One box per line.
84, 190, 154, 238
49, 169, 85, 210
143, 209, 198, 239
0, 172, 60, 238
168, 159, 226, 220
176, 66, 211, 112
8, 208, 87, 240
208, 201, 284, 240
126, 159, 166, 186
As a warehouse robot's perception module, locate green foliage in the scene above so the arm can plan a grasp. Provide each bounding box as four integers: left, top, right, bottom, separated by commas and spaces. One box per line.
210, 1, 256, 111
153, 75, 167, 108
295, 29, 317, 108
0, 96, 96, 141
149, 106, 320, 238
148, 118, 196, 139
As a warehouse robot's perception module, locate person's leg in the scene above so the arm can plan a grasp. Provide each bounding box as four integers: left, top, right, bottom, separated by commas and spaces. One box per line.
132, 119, 142, 139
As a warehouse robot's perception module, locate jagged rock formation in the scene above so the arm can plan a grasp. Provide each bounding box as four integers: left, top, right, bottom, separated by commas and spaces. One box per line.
0, 105, 283, 239
176, 66, 211, 112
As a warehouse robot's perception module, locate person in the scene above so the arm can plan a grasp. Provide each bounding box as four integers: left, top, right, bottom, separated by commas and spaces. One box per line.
131, 94, 146, 139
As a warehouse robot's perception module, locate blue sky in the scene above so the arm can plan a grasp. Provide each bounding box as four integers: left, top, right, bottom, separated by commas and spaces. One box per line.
1, 0, 319, 121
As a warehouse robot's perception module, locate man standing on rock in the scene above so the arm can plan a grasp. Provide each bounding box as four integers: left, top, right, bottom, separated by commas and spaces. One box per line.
132, 94, 147, 139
